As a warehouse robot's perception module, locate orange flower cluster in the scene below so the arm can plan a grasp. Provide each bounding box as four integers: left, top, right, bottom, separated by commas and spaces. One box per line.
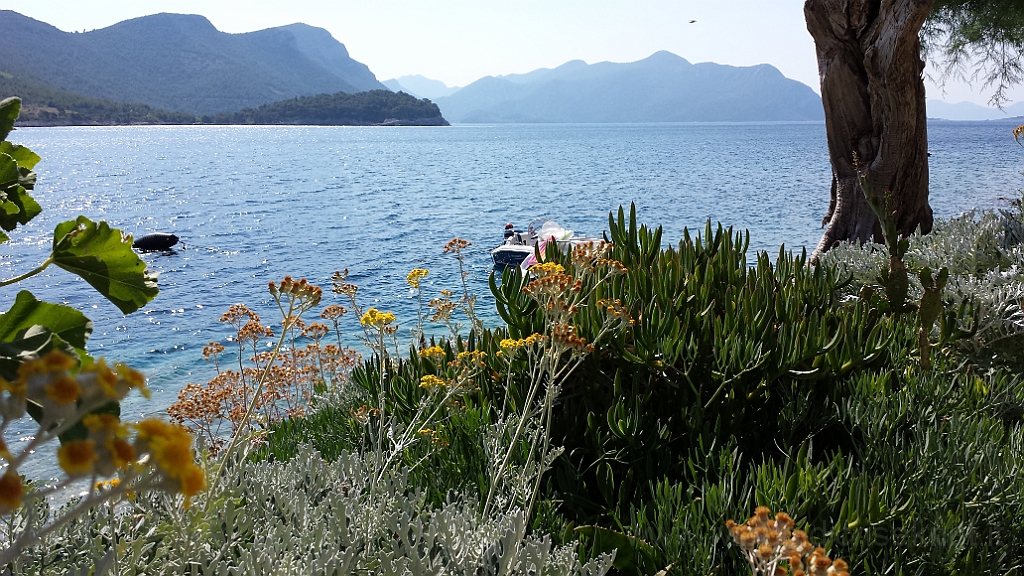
727, 507, 850, 576
523, 273, 582, 300
596, 298, 634, 326
551, 324, 594, 354
349, 404, 381, 425
321, 305, 348, 321
569, 240, 612, 270
169, 300, 360, 454
443, 238, 471, 255
594, 257, 628, 275
428, 292, 458, 322
269, 276, 323, 306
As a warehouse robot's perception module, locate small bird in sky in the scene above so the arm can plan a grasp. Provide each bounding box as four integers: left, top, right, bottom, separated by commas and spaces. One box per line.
689, 20, 697, 23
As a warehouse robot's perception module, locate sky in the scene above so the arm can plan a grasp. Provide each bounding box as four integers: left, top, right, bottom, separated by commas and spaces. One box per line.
4, 0, 1022, 106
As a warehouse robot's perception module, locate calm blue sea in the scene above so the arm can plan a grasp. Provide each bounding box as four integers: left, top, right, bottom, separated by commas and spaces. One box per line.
3, 122, 1022, 419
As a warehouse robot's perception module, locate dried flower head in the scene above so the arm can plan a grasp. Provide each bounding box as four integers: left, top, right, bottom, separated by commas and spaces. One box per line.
331, 269, 359, 297
443, 238, 471, 255
727, 508, 848, 576
320, 305, 348, 321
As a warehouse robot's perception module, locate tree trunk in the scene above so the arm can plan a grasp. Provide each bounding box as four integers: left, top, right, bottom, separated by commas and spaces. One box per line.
806, 0, 935, 260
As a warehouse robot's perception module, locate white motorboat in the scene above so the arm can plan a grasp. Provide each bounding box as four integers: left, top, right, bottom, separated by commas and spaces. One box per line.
490, 218, 594, 270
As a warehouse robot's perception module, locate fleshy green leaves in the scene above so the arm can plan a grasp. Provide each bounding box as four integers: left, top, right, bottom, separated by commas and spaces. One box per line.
52, 217, 159, 314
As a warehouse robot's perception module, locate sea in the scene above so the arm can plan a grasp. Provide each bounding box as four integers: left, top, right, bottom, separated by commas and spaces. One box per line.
3, 121, 1023, 421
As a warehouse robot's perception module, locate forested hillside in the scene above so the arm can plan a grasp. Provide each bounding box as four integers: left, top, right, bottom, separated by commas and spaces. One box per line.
0, 72, 197, 125
208, 90, 449, 126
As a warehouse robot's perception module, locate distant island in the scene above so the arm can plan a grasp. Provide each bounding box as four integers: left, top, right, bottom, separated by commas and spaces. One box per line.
206, 90, 448, 126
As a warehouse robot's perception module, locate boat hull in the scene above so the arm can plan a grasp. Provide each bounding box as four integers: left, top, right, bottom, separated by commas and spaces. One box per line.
491, 245, 534, 270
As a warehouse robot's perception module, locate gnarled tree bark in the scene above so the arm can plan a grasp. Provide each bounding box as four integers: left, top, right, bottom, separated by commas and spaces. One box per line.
806, 0, 935, 260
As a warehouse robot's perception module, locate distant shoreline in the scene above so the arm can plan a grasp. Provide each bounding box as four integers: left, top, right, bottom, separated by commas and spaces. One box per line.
13, 117, 1023, 128
14, 116, 450, 128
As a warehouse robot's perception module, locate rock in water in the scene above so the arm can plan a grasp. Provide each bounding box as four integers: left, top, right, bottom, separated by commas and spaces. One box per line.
133, 233, 179, 251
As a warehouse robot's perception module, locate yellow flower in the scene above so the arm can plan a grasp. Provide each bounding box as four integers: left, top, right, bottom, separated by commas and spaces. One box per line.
360, 308, 396, 327
529, 262, 565, 276
94, 478, 121, 491
406, 268, 429, 288
0, 470, 24, 514
0, 376, 25, 398
132, 418, 205, 504
16, 350, 76, 379
116, 364, 150, 399
178, 464, 206, 507
419, 345, 446, 361
419, 375, 448, 390
499, 338, 521, 350
135, 419, 195, 471
81, 359, 120, 398
44, 375, 80, 405
83, 413, 122, 433
108, 437, 136, 469
58, 439, 98, 476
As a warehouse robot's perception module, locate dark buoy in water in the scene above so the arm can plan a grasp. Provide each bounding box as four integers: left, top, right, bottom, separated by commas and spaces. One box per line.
133, 233, 179, 251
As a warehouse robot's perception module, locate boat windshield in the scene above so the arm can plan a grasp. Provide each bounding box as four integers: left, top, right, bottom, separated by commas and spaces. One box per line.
526, 218, 553, 236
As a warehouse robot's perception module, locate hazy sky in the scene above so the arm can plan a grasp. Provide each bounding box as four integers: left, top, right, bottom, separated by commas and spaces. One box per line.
5, 0, 1022, 106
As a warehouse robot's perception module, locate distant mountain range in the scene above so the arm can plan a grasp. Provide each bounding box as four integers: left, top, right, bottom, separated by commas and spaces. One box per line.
926, 99, 1024, 121
0, 10, 386, 115
383, 76, 461, 100
431, 52, 825, 123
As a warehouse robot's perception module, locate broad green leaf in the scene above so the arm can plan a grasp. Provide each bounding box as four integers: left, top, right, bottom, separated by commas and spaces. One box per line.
52, 216, 159, 314
0, 290, 93, 360
0, 97, 19, 142
0, 184, 41, 231
0, 152, 18, 187
0, 142, 41, 170
0, 151, 41, 231
0, 325, 71, 381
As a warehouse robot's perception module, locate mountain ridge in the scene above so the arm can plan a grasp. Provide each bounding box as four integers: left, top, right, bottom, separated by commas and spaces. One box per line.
433, 51, 824, 123
0, 10, 387, 115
